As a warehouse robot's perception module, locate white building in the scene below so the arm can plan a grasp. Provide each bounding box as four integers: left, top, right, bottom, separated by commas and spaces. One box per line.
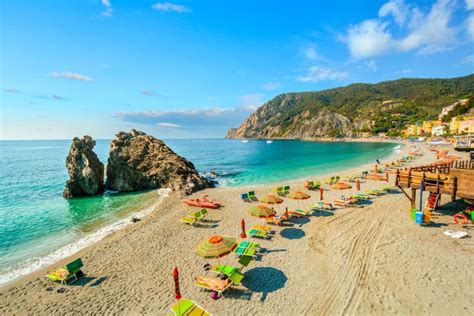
432, 124, 447, 136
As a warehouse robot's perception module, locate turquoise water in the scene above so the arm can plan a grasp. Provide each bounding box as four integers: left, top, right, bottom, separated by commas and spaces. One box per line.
0, 139, 398, 283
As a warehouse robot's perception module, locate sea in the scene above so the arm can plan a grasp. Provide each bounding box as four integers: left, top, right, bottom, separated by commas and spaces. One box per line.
0, 139, 401, 284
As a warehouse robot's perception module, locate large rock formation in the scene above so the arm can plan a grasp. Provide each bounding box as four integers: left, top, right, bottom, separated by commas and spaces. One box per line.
105, 129, 212, 195
64, 136, 105, 198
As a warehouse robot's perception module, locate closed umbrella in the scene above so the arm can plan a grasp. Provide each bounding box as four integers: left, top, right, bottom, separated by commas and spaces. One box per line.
356, 179, 361, 191
172, 266, 182, 300
240, 219, 246, 238
320, 187, 324, 200
196, 235, 237, 259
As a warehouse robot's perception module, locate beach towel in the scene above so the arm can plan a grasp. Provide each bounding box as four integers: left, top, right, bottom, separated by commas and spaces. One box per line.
443, 230, 469, 239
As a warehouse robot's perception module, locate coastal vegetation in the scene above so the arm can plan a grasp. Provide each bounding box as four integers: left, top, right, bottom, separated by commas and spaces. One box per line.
226, 74, 474, 139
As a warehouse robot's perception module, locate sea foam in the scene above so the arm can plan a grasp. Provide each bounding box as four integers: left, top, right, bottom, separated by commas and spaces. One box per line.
0, 188, 171, 285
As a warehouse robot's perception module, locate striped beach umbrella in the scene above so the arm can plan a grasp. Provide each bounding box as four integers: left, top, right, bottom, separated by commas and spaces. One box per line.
240, 219, 247, 239
259, 194, 283, 204
331, 182, 352, 190
196, 235, 237, 258
248, 205, 276, 218
287, 191, 311, 200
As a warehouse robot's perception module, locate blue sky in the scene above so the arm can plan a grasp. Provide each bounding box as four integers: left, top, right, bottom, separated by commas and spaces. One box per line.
1, 0, 473, 140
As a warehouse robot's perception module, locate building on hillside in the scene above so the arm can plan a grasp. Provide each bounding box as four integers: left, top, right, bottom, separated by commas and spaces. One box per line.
458, 118, 474, 134
450, 115, 474, 134
432, 124, 448, 136
438, 99, 470, 120
404, 124, 422, 136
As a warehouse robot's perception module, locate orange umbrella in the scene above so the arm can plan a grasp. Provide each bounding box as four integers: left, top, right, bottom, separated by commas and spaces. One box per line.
172, 266, 182, 300
196, 235, 237, 258
240, 219, 246, 238
331, 182, 352, 190
259, 194, 283, 204
248, 204, 276, 218
320, 187, 324, 200
286, 191, 311, 200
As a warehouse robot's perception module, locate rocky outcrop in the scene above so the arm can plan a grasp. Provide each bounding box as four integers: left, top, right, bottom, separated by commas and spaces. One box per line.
63, 136, 105, 198
105, 129, 212, 195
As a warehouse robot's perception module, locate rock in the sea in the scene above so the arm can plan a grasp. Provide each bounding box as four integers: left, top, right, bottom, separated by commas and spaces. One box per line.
105, 129, 213, 195
63, 136, 105, 198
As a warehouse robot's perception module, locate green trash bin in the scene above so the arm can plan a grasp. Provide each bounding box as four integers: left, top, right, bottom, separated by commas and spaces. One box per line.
410, 208, 417, 221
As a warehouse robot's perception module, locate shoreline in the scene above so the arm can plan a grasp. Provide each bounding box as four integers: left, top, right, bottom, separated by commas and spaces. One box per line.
2, 141, 472, 315
0, 140, 399, 287
0, 141, 403, 289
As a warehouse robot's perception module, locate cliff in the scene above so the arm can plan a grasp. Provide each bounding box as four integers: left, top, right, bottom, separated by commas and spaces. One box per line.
63, 136, 105, 198
226, 74, 474, 139
105, 129, 213, 195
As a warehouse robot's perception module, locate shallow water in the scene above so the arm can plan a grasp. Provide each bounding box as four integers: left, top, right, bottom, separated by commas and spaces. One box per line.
0, 139, 398, 283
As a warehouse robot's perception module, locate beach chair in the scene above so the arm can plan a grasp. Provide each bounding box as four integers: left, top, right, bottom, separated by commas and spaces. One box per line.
228, 270, 245, 286
283, 186, 290, 195
248, 191, 258, 201
251, 224, 272, 232
210, 265, 239, 277
237, 241, 260, 249
351, 193, 371, 200
289, 209, 311, 217
306, 181, 315, 190
366, 189, 385, 196
238, 255, 252, 269
200, 208, 208, 217
168, 298, 211, 316
268, 213, 289, 226
247, 228, 269, 239
273, 187, 284, 196
234, 247, 258, 258
180, 211, 199, 225
332, 198, 359, 208
195, 276, 232, 298
240, 193, 250, 202
47, 258, 84, 285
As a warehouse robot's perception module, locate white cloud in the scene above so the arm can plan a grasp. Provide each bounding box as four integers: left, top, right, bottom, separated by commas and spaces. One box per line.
157, 122, 181, 128
395, 68, 412, 74
344, 20, 394, 58
297, 66, 349, 82
461, 54, 474, 64
467, 14, 474, 39
261, 82, 281, 90
51, 72, 94, 81
51, 95, 64, 100
152, 2, 190, 13
343, 0, 459, 58
417, 45, 453, 55
101, 0, 113, 17
302, 47, 323, 60
379, 0, 409, 26
467, 0, 474, 11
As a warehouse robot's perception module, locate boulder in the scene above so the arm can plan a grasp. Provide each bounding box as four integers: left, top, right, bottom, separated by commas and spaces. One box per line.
63, 136, 105, 198
105, 129, 213, 195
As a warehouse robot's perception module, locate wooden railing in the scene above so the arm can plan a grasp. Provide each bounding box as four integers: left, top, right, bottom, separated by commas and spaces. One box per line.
409, 159, 473, 174
395, 169, 457, 196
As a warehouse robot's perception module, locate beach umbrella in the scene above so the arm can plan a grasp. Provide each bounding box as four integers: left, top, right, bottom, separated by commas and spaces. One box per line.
320, 187, 324, 200
259, 194, 283, 204
248, 205, 276, 218
172, 266, 182, 300
196, 235, 237, 259
240, 219, 246, 238
356, 179, 360, 191
330, 182, 352, 190
286, 191, 311, 200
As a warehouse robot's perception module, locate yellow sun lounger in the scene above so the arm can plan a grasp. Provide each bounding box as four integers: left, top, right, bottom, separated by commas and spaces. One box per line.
47, 258, 84, 285
168, 298, 211, 316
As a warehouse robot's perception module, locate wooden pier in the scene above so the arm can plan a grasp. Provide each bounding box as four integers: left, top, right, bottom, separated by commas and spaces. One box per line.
395, 159, 474, 208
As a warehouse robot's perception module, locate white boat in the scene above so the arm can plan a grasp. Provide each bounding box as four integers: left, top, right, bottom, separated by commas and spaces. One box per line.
241, 139, 249, 143
266, 140, 273, 144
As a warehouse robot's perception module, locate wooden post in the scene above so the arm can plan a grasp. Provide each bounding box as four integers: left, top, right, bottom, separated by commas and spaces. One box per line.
452, 177, 457, 202
411, 189, 416, 209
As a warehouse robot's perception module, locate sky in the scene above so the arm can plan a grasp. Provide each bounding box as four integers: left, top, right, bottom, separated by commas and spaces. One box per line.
1, 0, 473, 140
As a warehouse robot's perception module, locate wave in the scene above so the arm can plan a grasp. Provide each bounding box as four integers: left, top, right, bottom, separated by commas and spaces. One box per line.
0, 188, 171, 285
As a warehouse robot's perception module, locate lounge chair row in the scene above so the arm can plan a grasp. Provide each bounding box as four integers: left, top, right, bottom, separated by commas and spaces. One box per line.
305, 180, 321, 190
273, 186, 290, 196
325, 176, 340, 185
241, 191, 258, 202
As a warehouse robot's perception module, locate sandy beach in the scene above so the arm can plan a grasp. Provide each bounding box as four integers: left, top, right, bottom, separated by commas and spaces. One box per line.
1, 142, 472, 315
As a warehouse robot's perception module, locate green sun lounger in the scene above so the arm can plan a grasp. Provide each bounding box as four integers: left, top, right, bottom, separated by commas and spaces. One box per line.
273, 187, 284, 196
228, 270, 245, 286
234, 247, 258, 258
352, 193, 371, 200
168, 298, 211, 316
248, 191, 258, 201
238, 255, 252, 268
181, 209, 207, 225
237, 241, 260, 249
210, 265, 239, 277
47, 258, 84, 285
247, 228, 268, 239
283, 186, 290, 195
